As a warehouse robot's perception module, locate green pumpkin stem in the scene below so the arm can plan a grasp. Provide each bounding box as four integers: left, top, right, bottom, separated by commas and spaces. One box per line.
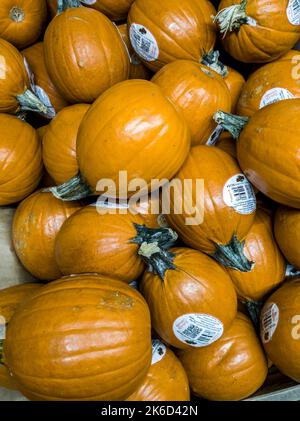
245, 300, 263, 333
9, 6, 25, 22
45, 172, 92, 201
212, 234, 254, 272
132, 224, 178, 249
138, 242, 176, 281
57, 0, 82, 13
16, 89, 51, 119
214, 0, 250, 37
201, 50, 228, 78
214, 110, 249, 139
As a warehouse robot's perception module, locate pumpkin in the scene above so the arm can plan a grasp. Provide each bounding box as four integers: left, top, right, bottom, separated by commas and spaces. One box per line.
260, 278, 300, 382
178, 312, 268, 400
127, 0, 217, 72
0, 114, 42, 206
4, 274, 152, 401
140, 246, 237, 349
127, 340, 190, 401
12, 190, 82, 281
215, 100, 300, 208
152, 61, 231, 145
0, 0, 47, 49
237, 50, 300, 117
129, 194, 162, 228
216, 133, 237, 158
215, 0, 300, 64
227, 209, 286, 303
89, 0, 134, 21
44, 5, 130, 103
43, 104, 90, 185
0, 283, 42, 391
274, 206, 300, 270
22, 42, 69, 114
166, 146, 256, 271
37, 125, 48, 142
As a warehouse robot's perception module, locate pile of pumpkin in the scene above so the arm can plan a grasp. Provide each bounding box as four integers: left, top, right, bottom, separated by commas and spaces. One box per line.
1, 0, 300, 402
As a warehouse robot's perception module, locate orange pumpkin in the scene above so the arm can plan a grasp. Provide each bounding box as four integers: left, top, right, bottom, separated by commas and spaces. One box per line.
37, 125, 48, 142
12, 191, 82, 281
89, 0, 134, 21
0, 0, 47, 49
227, 209, 286, 303
22, 42, 69, 114
43, 104, 90, 185
140, 246, 237, 349
129, 194, 162, 228
128, 0, 216, 72
260, 278, 300, 382
275, 206, 300, 269
0, 114, 42, 206
152, 61, 231, 145
4, 275, 152, 400
127, 340, 190, 401
215, 0, 300, 64
216, 133, 237, 158
0, 283, 42, 391
166, 146, 256, 271
44, 6, 130, 103
178, 312, 268, 400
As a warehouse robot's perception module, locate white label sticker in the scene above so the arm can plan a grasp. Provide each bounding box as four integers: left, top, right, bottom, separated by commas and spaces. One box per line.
260, 88, 295, 109
173, 314, 224, 347
223, 174, 256, 215
261, 303, 279, 344
151, 339, 167, 365
287, 0, 300, 25
129, 23, 159, 62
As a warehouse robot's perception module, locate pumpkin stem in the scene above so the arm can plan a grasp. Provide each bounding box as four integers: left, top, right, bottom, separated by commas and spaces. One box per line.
212, 234, 254, 272
9, 6, 25, 22
45, 172, 92, 201
245, 300, 263, 332
201, 50, 228, 78
214, 110, 249, 139
132, 224, 178, 249
16, 89, 53, 119
57, 0, 82, 13
138, 242, 176, 280
214, 0, 253, 38
285, 264, 300, 278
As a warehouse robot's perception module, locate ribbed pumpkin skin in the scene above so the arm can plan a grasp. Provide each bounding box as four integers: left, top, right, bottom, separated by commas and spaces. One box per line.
4, 275, 152, 401
55, 206, 145, 283
44, 7, 130, 103
218, 0, 300, 63
127, 347, 190, 401
237, 99, 300, 208
0, 39, 30, 114
216, 133, 237, 158
0, 115, 42, 206
178, 312, 268, 401
22, 42, 69, 113
152, 61, 231, 145
91, 0, 134, 21
141, 247, 237, 349
12, 191, 82, 281
128, 0, 216, 72
0, 0, 47, 49
129, 194, 161, 228
260, 279, 300, 382
224, 67, 245, 112
227, 209, 286, 302
42, 104, 90, 185
77, 80, 191, 197
166, 146, 255, 255
274, 206, 300, 269
237, 51, 300, 117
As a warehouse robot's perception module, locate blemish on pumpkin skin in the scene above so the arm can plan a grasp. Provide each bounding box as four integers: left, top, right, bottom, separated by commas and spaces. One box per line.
97, 291, 135, 309
72, 306, 81, 312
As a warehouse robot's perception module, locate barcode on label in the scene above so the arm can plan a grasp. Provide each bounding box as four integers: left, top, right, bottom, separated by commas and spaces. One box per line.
223, 174, 256, 215
287, 0, 300, 25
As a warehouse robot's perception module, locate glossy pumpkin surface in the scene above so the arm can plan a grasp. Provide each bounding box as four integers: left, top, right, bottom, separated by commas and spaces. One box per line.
4, 275, 152, 400
12, 191, 82, 281
90, 0, 134, 21
178, 312, 268, 400
224, 66, 245, 112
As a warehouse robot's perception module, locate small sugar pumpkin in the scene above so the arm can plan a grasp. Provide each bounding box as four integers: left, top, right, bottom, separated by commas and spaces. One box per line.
275, 206, 300, 270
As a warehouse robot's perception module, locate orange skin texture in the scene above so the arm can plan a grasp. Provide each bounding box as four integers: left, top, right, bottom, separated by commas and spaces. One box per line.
44, 7, 130, 103
237, 99, 300, 208
218, 0, 300, 64
77, 80, 191, 198
0, 283, 42, 391
90, 0, 134, 21
22, 42, 69, 113
128, 193, 162, 228
178, 312, 268, 401
4, 275, 152, 401
166, 146, 256, 255
224, 66, 245, 112
55, 206, 145, 283
227, 209, 286, 302
237, 50, 300, 117
0, 38, 31, 114
0, 114, 42, 206
274, 206, 300, 269
36, 124, 48, 142
42, 104, 90, 185
0, 0, 47, 49
127, 348, 190, 401
12, 191, 82, 281
216, 132, 237, 159
141, 247, 237, 349
261, 279, 300, 382
128, 0, 217, 72
152, 61, 231, 145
